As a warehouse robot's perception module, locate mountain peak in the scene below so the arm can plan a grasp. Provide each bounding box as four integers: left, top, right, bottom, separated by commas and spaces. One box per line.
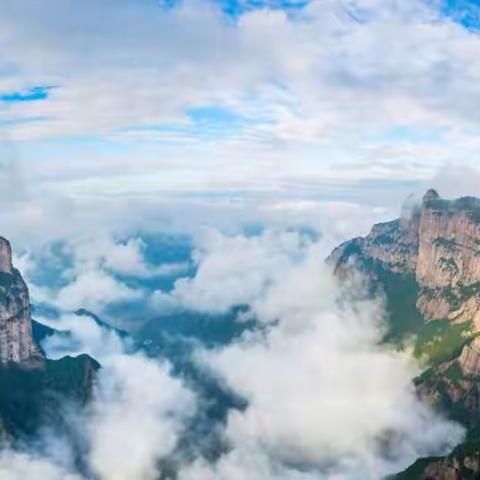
329, 191, 480, 324
423, 188, 440, 203
0, 237, 12, 274
0, 236, 43, 366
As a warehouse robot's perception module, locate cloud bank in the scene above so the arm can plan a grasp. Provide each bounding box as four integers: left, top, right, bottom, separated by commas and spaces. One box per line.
177, 231, 463, 478
1, 229, 464, 479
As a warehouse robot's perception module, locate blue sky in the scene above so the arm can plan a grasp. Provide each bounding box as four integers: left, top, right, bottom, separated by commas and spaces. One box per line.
442, 0, 480, 29
2, 0, 480, 244
0, 85, 54, 103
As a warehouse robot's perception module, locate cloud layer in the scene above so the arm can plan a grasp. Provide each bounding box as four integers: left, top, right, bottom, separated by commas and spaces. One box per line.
1, 0, 480, 207
3, 228, 464, 479
179, 231, 463, 478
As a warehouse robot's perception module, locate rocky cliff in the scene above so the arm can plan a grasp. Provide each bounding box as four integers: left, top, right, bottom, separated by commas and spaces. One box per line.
330, 189, 480, 328
329, 191, 480, 479
0, 236, 99, 444
0, 237, 43, 365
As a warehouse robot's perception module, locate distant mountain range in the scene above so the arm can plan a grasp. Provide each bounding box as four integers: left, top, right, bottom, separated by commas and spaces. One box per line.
329, 190, 480, 479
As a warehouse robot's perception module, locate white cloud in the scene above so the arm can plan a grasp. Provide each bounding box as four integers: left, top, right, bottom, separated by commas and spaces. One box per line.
18, 232, 188, 316
168, 229, 313, 313
37, 311, 196, 480
428, 164, 480, 199
0, 451, 81, 480
89, 354, 195, 480
40, 313, 126, 359
175, 230, 464, 478
1, 224, 467, 479
55, 269, 142, 311
1, 0, 480, 195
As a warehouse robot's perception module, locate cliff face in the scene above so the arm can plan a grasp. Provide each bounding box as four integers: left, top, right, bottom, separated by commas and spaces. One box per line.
416, 199, 480, 288
0, 237, 43, 365
329, 190, 480, 328
329, 191, 480, 479
0, 236, 100, 443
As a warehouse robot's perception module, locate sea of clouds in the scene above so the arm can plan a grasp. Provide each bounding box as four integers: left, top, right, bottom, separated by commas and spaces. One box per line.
1, 0, 480, 476
0, 228, 465, 480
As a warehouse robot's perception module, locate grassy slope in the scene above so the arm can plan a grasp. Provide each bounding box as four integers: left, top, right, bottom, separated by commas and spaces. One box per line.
366, 259, 474, 366
367, 260, 480, 478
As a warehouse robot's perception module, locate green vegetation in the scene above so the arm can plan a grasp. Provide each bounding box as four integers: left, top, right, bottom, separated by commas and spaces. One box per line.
0, 355, 99, 440
361, 259, 474, 366
337, 239, 362, 265
394, 429, 480, 479
394, 455, 443, 480
412, 319, 473, 366
425, 197, 480, 224
459, 281, 480, 299
443, 361, 463, 384
0, 273, 13, 288
432, 237, 457, 250
31, 319, 57, 344
372, 234, 394, 246
362, 260, 424, 341
439, 257, 458, 273
424, 198, 452, 211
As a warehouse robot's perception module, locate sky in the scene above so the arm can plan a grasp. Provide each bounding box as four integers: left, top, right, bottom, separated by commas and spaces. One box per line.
2, 0, 480, 241
2, 3, 480, 477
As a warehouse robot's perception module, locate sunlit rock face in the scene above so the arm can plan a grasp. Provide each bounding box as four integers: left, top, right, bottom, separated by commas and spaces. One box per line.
330, 192, 480, 479
0, 238, 12, 274
0, 237, 43, 365
417, 194, 480, 288
329, 190, 480, 329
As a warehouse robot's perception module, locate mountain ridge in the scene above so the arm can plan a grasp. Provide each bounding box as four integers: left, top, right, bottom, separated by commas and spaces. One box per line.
0, 236, 99, 443
329, 190, 480, 479
0, 236, 44, 366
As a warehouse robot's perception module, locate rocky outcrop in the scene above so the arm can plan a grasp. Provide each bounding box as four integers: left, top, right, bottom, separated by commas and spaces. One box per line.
328, 191, 480, 329
0, 354, 100, 440
458, 337, 480, 377
397, 452, 480, 480
329, 192, 480, 479
329, 218, 419, 277
0, 239, 12, 273
0, 237, 43, 366
417, 196, 480, 288
0, 237, 100, 443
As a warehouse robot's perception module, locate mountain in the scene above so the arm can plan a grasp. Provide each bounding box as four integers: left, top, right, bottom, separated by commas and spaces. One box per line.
74, 308, 129, 338
0, 237, 44, 366
328, 191, 480, 479
330, 189, 480, 326
0, 236, 99, 443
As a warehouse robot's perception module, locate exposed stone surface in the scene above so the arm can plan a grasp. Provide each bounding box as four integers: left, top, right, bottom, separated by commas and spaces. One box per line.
0, 238, 12, 274
329, 193, 480, 479
0, 237, 43, 365
458, 337, 480, 377
329, 218, 419, 276
328, 192, 480, 328
397, 453, 480, 480
0, 237, 100, 444
417, 197, 480, 288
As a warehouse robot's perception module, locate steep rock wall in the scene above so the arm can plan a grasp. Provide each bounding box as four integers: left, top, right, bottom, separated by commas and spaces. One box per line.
0, 237, 43, 365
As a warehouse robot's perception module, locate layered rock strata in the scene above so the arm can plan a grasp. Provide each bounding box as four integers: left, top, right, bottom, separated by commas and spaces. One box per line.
329, 190, 480, 328
0, 237, 43, 365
